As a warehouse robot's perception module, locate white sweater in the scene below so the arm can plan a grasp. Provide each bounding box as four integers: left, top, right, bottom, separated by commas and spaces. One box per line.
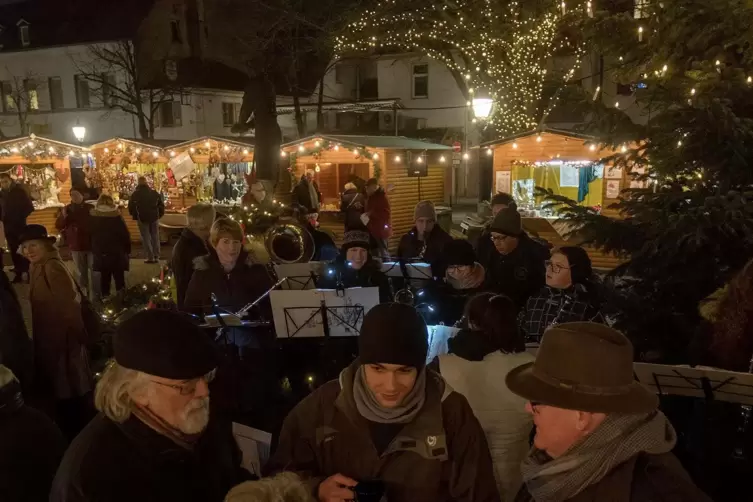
438, 351, 535, 502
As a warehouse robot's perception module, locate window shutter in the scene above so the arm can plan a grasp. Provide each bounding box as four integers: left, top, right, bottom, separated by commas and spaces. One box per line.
172, 102, 182, 127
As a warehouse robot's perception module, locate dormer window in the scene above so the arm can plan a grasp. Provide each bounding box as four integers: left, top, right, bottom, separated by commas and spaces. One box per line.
17, 20, 29, 47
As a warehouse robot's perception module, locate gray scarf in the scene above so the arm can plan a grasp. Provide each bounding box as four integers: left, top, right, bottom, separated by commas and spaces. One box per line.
307, 179, 319, 209
352, 365, 427, 424
521, 411, 677, 502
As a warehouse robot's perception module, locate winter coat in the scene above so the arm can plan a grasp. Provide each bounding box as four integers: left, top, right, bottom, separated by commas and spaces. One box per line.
0, 183, 34, 234
267, 361, 501, 502
0, 382, 68, 502
127, 185, 164, 223
183, 248, 274, 319
29, 253, 92, 401
55, 202, 92, 252
89, 207, 131, 272
519, 284, 605, 343
432, 282, 485, 327
292, 178, 322, 214
171, 228, 209, 310
480, 234, 549, 311
438, 350, 535, 502
341, 188, 367, 232
317, 254, 392, 303
365, 187, 392, 240
306, 224, 339, 263
0, 271, 33, 393
50, 413, 251, 502
513, 451, 712, 502
397, 225, 453, 278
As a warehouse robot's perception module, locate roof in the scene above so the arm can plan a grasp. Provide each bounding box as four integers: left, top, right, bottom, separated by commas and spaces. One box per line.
0, 134, 88, 151
283, 134, 451, 151
89, 137, 183, 151
171, 135, 255, 149
0, 0, 155, 51
276, 99, 401, 115
480, 127, 596, 148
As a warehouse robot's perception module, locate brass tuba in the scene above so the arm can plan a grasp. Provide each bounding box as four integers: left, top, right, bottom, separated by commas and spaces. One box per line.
264, 221, 315, 263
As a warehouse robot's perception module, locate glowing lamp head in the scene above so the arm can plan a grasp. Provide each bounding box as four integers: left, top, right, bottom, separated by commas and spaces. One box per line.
72, 123, 86, 142
471, 97, 494, 119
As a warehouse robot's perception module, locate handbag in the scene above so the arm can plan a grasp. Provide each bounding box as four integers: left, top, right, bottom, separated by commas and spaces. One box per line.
43, 259, 102, 345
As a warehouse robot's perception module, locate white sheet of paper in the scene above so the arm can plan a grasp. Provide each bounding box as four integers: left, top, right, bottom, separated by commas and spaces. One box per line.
495, 171, 511, 195
168, 151, 195, 181
232, 423, 272, 477
559, 164, 579, 187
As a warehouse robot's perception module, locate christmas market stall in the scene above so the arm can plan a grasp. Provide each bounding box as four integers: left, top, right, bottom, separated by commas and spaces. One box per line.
280, 135, 451, 250
482, 128, 633, 269
0, 134, 89, 236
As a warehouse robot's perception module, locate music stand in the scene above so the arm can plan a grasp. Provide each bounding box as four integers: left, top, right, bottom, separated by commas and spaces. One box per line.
381, 261, 433, 280
270, 288, 379, 338
633, 363, 753, 405
273, 262, 322, 290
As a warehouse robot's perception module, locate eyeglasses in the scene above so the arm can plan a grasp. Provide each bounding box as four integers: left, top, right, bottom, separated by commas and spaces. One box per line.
447, 265, 468, 274
150, 370, 216, 396
490, 235, 510, 243
545, 260, 571, 274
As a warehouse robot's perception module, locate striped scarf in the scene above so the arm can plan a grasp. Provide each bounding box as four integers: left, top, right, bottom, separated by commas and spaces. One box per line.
521, 411, 676, 501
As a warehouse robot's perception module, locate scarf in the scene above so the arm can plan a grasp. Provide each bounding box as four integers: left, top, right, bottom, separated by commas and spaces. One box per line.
446, 262, 485, 290
307, 180, 319, 208
352, 365, 427, 424
521, 411, 677, 502
132, 404, 202, 450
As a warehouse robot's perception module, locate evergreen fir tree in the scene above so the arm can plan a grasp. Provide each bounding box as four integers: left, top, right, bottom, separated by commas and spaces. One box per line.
543, 0, 753, 359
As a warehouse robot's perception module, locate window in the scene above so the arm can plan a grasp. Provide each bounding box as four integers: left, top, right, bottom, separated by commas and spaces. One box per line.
74, 75, 91, 108
18, 24, 29, 47
170, 20, 182, 43
634, 0, 650, 18
158, 101, 182, 127
23, 78, 38, 110
102, 73, 117, 107
412, 63, 429, 98
1, 81, 14, 111
221, 102, 238, 127
335, 64, 347, 84
48, 77, 63, 110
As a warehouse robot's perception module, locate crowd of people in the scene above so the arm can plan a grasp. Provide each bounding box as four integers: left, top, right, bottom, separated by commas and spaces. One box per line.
2, 179, 752, 501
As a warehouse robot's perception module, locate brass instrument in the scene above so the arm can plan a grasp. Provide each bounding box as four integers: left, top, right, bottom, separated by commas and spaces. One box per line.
264, 222, 315, 264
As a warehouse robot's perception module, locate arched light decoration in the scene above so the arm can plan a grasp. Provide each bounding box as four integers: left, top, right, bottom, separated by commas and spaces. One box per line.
394, 155, 401, 162
471, 98, 494, 120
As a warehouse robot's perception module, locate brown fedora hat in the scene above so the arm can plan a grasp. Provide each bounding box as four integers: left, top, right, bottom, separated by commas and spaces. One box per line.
506, 322, 658, 413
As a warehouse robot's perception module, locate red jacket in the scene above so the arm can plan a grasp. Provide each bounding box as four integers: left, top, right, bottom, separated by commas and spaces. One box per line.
55, 203, 92, 252
366, 188, 392, 239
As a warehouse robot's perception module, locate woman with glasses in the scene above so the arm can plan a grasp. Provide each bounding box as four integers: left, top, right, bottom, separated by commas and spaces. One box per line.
519, 246, 605, 343
20, 224, 93, 440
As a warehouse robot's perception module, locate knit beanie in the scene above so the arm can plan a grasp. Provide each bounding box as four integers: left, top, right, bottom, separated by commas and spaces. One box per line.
342, 230, 371, 253
443, 238, 476, 267
489, 206, 522, 236
114, 310, 220, 380
413, 200, 437, 221
359, 303, 429, 369
491, 192, 517, 209
557, 246, 593, 285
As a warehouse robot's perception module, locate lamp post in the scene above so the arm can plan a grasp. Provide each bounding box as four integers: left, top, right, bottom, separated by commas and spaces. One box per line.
463, 96, 494, 201
72, 120, 86, 144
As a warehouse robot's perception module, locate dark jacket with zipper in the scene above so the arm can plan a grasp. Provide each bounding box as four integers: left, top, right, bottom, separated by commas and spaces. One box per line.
267, 361, 501, 502
292, 178, 322, 214
513, 451, 711, 502
89, 207, 131, 272
519, 284, 604, 343
317, 254, 392, 303
127, 184, 164, 223
183, 248, 274, 319
50, 413, 250, 502
397, 225, 453, 278
171, 229, 209, 310
0, 380, 68, 502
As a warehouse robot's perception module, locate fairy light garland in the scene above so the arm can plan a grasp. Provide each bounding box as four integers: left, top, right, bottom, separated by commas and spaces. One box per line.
335, 0, 584, 135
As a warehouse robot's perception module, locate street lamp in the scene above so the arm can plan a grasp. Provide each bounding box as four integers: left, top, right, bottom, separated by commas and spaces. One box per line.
471, 98, 494, 120
72, 120, 86, 144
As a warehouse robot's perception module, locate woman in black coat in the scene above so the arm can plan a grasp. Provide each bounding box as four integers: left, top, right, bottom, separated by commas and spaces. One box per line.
340, 182, 367, 232
431, 239, 486, 326
89, 195, 131, 298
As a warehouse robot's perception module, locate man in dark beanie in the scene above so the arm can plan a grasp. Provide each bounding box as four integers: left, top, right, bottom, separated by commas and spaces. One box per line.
317, 230, 391, 302
397, 200, 452, 278
50, 310, 250, 502
480, 207, 549, 310
268, 303, 500, 502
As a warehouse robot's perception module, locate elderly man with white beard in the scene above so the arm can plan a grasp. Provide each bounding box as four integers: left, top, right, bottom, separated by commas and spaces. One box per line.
50, 310, 251, 502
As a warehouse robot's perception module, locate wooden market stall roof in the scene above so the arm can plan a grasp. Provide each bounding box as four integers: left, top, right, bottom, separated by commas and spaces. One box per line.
483, 128, 631, 270
282, 134, 452, 152
0, 134, 90, 163
90, 136, 255, 163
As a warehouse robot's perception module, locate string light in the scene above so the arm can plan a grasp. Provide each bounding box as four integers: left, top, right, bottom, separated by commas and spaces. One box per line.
315, 140, 321, 147
589, 144, 596, 152
353, 148, 360, 156
169, 151, 176, 157
152, 151, 159, 158
638, 26, 644, 42
243, 148, 249, 155
439, 155, 446, 162
298, 145, 305, 153
621, 145, 627, 153
104, 147, 110, 153
416, 156, 424, 164
190, 147, 195, 153
463, 152, 470, 160
118, 142, 124, 149
334, 145, 340, 151
512, 142, 518, 149
614, 101, 620, 108
280, 150, 287, 157
372, 153, 379, 160
748, 76, 752, 84
48, 147, 55, 154
536, 134, 542, 142
486, 148, 493, 156
394, 155, 401, 162
223, 145, 230, 151
690, 88, 696, 95
204, 141, 210, 148
135, 148, 142, 154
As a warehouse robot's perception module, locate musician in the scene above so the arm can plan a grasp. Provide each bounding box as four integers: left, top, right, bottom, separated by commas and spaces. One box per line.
300, 210, 338, 262
317, 230, 391, 302
432, 239, 486, 326
183, 218, 274, 348
397, 200, 452, 278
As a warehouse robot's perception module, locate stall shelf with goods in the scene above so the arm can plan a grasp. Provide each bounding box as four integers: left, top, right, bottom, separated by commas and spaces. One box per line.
482, 128, 634, 270
280, 135, 451, 250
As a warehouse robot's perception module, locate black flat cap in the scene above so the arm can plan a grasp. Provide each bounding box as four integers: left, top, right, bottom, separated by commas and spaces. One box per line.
114, 310, 220, 380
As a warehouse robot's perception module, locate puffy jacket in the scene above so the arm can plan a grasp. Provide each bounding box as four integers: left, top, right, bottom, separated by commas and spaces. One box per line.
267, 361, 501, 502
127, 185, 164, 223
89, 207, 131, 273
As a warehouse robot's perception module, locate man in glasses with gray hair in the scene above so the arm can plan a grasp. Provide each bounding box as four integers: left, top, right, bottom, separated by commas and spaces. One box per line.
51, 310, 250, 502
